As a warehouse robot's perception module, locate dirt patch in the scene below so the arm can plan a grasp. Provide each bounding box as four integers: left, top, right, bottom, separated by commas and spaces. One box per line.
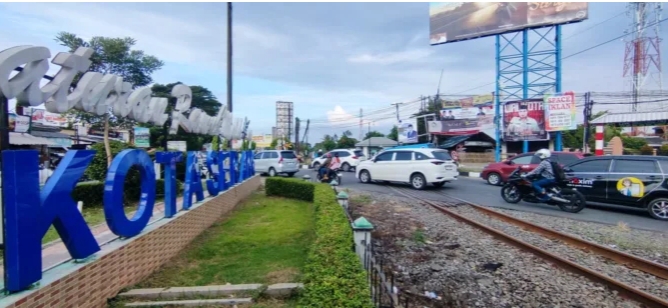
265, 268, 300, 284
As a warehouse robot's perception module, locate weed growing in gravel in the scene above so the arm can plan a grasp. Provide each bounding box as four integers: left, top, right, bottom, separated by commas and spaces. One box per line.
616, 221, 630, 232
351, 194, 372, 205
412, 229, 427, 244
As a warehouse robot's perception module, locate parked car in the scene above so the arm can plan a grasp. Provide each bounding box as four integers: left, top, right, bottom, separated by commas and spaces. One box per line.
481, 151, 585, 186
253, 150, 300, 177
355, 148, 458, 190
564, 155, 668, 220
310, 149, 366, 172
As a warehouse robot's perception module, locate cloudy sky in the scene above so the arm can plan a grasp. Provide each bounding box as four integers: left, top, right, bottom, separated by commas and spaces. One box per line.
1, 2, 664, 141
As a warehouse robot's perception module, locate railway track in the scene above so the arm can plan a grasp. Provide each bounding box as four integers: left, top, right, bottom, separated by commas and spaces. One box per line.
387, 185, 668, 308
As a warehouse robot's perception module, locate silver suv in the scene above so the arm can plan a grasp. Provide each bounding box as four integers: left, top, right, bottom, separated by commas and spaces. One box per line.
254, 150, 300, 177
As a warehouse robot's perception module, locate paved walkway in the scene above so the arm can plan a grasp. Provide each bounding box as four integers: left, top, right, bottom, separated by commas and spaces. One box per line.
0, 193, 210, 278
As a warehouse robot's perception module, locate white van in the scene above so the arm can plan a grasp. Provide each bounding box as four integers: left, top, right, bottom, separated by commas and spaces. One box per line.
254, 150, 300, 177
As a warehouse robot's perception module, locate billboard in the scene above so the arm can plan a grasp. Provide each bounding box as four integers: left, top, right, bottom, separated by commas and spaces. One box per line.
134, 127, 150, 148
398, 119, 418, 143
29, 108, 69, 127
503, 99, 548, 142
544, 91, 577, 131
432, 93, 494, 136
429, 2, 588, 45
251, 134, 273, 148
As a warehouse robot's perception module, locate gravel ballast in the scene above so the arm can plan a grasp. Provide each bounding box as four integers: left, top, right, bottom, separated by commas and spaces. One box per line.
346, 189, 642, 307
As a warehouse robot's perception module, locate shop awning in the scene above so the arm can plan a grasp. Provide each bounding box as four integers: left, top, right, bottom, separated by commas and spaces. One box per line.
10, 132, 57, 146
440, 135, 473, 148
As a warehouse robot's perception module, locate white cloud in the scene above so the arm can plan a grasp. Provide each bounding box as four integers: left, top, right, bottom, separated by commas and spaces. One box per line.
347, 48, 434, 65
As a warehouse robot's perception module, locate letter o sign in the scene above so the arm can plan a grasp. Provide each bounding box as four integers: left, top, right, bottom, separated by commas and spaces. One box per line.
103, 149, 156, 237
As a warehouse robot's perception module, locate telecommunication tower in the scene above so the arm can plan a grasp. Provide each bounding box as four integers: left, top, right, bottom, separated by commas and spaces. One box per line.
623, 2, 663, 112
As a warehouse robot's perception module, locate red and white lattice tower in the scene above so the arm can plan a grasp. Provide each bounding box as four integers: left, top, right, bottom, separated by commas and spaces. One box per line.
623, 2, 663, 113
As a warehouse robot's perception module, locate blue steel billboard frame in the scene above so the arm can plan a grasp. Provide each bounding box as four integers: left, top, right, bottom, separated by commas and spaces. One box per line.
494, 25, 563, 162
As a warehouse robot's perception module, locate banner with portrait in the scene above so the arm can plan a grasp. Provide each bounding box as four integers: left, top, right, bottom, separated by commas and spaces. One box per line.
398, 118, 418, 143
543, 91, 577, 131
503, 99, 548, 141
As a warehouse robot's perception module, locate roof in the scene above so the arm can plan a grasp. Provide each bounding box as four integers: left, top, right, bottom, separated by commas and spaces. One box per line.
577, 155, 668, 162
590, 111, 668, 126
440, 135, 473, 148
10, 132, 57, 146
386, 143, 436, 150
355, 137, 398, 147
31, 130, 72, 139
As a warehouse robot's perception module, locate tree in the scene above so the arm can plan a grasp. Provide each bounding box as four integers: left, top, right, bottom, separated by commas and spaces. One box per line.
387, 126, 398, 141
149, 83, 222, 151
54, 32, 164, 166
364, 131, 384, 140
336, 135, 358, 149
314, 135, 337, 151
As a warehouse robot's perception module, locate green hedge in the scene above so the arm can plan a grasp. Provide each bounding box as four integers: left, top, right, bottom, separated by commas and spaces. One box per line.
265, 177, 315, 202
72, 178, 183, 208
264, 178, 371, 308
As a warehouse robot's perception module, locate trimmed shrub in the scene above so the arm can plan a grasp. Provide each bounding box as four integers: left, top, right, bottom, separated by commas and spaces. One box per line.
264, 178, 371, 307
640, 145, 655, 155
265, 177, 315, 202
72, 179, 183, 208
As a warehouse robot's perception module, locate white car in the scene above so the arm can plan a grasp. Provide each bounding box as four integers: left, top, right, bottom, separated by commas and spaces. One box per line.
310, 149, 366, 172
355, 148, 458, 190
254, 150, 300, 177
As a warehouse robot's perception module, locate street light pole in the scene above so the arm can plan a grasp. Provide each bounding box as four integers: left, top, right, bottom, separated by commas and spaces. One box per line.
226, 2, 233, 149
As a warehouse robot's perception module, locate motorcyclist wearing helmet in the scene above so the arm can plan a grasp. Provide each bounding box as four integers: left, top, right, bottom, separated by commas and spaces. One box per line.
318, 153, 332, 179
317, 149, 323, 158
521, 149, 554, 202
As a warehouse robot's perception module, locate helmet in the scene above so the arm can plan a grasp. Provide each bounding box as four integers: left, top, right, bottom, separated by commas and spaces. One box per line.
535, 149, 551, 160
326, 153, 332, 158
318, 149, 323, 153
334, 152, 339, 157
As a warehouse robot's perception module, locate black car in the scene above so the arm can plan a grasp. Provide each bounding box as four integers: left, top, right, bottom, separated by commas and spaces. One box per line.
564, 155, 668, 220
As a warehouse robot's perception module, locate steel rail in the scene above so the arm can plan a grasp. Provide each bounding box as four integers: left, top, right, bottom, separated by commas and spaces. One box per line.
433, 190, 668, 281
388, 186, 668, 308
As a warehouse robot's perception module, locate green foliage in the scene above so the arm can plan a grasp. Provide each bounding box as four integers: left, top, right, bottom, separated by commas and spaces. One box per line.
621, 136, 648, 150
72, 179, 183, 208
212, 136, 220, 151
640, 145, 655, 155
250, 141, 257, 150
336, 135, 358, 149
263, 178, 371, 307
659, 144, 668, 156
265, 178, 315, 202
363, 131, 384, 140
387, 126, 398, 141
298, 185, 372, 308
85, 140, 136, 181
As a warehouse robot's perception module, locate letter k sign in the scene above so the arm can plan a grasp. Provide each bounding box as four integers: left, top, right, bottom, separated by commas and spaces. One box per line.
2, 150, 100, 292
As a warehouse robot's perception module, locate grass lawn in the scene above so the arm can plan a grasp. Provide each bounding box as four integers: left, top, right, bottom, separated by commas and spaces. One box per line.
41, 205, 140, 244
136, 192, 315, 288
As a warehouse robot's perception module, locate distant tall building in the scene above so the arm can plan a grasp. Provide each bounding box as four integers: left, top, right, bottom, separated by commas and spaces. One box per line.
271, 127, 278, 139
275, 101, 294, 142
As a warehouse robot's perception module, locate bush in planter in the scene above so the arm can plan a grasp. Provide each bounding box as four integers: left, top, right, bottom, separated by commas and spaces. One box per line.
640, 145, 655, 155
72, 179, 184, 208
264, 178, 370, 307
265, 177, 315, 202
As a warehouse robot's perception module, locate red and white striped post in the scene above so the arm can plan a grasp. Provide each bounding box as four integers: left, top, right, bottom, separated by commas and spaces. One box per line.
595, 125, 604, 156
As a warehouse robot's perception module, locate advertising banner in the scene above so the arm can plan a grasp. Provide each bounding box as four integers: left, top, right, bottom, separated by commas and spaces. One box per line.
436, 93, 494, 135
9, 113, 29, 133
167, 140, 187, 152
29, 108, 69, 127
544, 91, 577, 131
430, 2, 588, 45
134, 127, 150, 148
503, 99, 548, 141
251, 134, 273, 148
398, 119, 418, 143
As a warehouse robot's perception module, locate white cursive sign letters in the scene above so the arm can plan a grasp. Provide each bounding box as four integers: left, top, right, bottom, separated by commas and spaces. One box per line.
0, 45, 249, 138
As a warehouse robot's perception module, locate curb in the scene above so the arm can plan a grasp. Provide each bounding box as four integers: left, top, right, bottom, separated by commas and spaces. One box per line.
458, 171, 481, 178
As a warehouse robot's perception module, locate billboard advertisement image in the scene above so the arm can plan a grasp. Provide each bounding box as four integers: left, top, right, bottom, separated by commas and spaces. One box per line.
134, 127, 150, 148
433, 93, 494, 136
398, 119, 418, 143
503, 99, 548, 141
544, 91, 577, 131
430, 2, 588, 45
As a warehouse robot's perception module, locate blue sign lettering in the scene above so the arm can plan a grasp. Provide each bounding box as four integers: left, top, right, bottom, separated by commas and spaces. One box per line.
3, 149, 254, 292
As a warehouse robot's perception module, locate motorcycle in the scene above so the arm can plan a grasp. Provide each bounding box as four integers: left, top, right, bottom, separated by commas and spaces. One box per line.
316, 168, 343, 185
500, 166, 586, 213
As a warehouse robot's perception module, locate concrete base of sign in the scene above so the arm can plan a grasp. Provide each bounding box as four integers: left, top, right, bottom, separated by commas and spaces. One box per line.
119, 284, 263, 299
125, 298, 253, 307
265, 283, 304, 297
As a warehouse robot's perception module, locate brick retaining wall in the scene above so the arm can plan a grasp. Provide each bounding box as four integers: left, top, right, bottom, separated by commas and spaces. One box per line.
3, 175, 262, 308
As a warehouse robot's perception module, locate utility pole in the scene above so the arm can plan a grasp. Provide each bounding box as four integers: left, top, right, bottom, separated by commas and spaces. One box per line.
583, 92, 594, 153
359, 108, 363, 141
391, 102, 402, 122
294, 117, 301, 154
226, 2, 233, 148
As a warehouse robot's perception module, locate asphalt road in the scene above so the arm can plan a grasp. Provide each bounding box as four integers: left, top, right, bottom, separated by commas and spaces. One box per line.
288, 169, 668, 232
